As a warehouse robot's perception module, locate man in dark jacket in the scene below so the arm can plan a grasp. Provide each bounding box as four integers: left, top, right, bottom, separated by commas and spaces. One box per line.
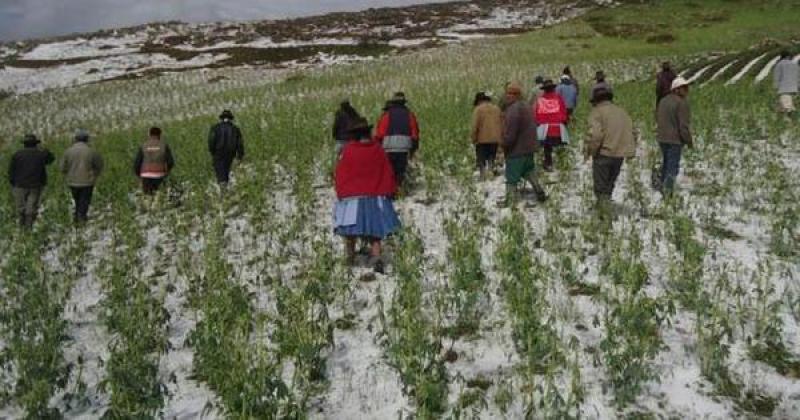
8, 134, 55, 227
374, 92, 420, 188
501, 82, 546, 207
208, 110, 244, 186
656, 62, 677, 106
133, 127, 175, 195
656, 76, 693, 195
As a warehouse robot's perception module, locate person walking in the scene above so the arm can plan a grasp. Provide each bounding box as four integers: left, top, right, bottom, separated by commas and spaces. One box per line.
332, 99, 363, 156
584, 88, 636, 206
374, 92, 420, 188
133, 127, 175, 195
8, 134, 55, 228
656, 61, 677, 106
334, 117, 401, 274
534, 79, 570, 172
501, 82, 547, 206
656, 77, 693, 195
62, 130, 104, 224
528, 75, 545, 104
563, 66, 579, 96
208, 109, 244, 187
471, 92, 503, 178
773, 50, 799, 115
556, 75, 578, 117
591, 71, 613, 100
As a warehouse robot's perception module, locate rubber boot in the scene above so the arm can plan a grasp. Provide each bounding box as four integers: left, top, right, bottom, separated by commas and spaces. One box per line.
498, 184, 519, 208
526, 173, 548, 203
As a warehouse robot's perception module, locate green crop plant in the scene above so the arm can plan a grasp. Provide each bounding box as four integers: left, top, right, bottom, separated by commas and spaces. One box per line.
382, 229, 448, 419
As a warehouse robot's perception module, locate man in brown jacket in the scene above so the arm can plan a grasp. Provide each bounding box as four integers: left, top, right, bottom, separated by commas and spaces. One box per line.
62, 130, 104, 223
656, 76, 693, 195
501, 82, 546, 206
584, 89, 636, 203
471, 92, 503, 178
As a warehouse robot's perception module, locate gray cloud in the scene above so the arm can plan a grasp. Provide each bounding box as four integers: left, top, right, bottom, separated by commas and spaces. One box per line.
0, 0, 451, 42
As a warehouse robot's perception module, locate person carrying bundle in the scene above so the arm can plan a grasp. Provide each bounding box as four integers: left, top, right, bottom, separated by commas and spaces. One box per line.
374, 92, 420, 188
534, 79, 570, 172
334, 117, 401, 274
133, 127, 174, 195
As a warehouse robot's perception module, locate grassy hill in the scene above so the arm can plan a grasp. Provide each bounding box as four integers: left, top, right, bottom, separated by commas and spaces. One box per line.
0, 0, 799, 418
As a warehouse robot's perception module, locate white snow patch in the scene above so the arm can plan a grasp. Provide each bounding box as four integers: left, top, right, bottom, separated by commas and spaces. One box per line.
726, 53, 767, 85
388, 38, 435, 48
21, 35, 146, 60
754, 55, 780, 83
175, 37, 358, 52
0, 52, 229, 94
687, 64, 712, 84
703, 59, 737, 85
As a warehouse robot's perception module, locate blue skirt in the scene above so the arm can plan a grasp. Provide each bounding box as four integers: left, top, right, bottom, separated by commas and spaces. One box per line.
333, 196, 401, 239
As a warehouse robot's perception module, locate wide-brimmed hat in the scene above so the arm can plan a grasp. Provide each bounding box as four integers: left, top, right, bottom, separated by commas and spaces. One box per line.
473, 91, 492, 105
219, 109, 235, 120
75, 129, 90, 141
591, 87, 614, 104
345, 117, 372, 134
389, 91, 406, 103
540, 79, 557, 90
22, 134, 40, 145
671, 76, 690, 90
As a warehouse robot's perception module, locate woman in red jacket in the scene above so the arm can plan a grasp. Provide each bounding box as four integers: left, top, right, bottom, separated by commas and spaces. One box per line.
334, 118, 401, 273
534, 79, 570, 171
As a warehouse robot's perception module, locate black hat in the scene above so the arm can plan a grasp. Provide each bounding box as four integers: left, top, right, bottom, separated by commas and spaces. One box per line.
390, 92, 406, 104
22, 134, 40, 145
540, 79, 557, 90
534, 75, 545, 85
595, 70, 606, 81
219, 109, 234, 120
591, 88, 614, 104
346, 117, 372, 135
473, 91, 491, 106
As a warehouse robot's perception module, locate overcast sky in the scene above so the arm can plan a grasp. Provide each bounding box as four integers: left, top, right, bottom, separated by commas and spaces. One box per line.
0, 0, 451, 42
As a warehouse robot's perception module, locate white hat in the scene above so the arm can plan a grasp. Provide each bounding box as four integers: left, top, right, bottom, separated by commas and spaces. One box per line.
671, 77, 690, 90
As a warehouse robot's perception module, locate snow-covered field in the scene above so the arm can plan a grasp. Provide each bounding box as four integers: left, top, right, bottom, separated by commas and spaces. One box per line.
0, 1, 799, 419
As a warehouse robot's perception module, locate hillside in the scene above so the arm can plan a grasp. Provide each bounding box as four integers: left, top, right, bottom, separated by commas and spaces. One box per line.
0, 0, 799, 418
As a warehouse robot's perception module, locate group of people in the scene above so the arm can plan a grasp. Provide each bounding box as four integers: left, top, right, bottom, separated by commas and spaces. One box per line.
7, 53, 796, 273
329, 65, 701, 272
7, 110, 245, 227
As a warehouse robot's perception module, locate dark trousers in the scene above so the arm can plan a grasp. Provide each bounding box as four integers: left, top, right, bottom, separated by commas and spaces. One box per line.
387, 152, 409, 187
70, 186, 94, 222
593, 155, 624, 201
12, 187, 43, 226
213, 156, 235, 184
142, 178, 164, 195
475, 144, 498, 172
543, 145, 554, 169
659, 143, 683, 194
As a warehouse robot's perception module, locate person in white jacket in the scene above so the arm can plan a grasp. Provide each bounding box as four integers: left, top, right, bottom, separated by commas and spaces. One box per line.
773, 50, 799, 114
